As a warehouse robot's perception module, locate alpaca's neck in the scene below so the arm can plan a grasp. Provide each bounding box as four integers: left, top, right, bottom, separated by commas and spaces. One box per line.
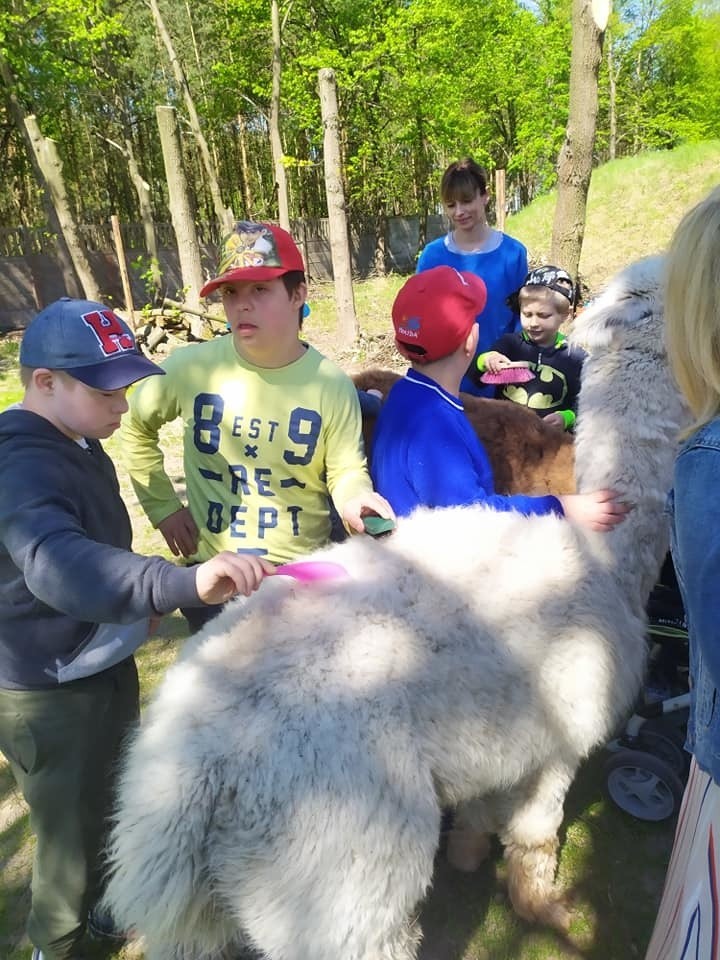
573, 351, 683, 607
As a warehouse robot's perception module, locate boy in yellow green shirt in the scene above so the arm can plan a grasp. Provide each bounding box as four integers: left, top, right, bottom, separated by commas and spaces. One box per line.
120, 221, 392, 629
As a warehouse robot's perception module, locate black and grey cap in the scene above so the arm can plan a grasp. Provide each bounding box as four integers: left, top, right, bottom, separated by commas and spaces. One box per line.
506, 265, 576, 312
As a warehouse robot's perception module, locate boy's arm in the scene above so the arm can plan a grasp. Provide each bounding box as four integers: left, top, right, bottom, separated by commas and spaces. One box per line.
409, 415, 562, 518
322, 378, 390, 529
553, 409, 576, 431
119, 366, 185, 528
475, 350, 511, 375
3, 490, 269, 620
472, 334, 516, 383
553, 347, 587, 431
1, 459, 200, 622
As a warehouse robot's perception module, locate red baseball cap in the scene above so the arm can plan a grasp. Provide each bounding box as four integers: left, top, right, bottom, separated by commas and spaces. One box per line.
200, 221, 305, 298
392, 266, 487, 363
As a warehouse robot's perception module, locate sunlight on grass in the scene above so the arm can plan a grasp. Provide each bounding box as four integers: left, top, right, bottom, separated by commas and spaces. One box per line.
507, 139, 720, 293
0, 338, 21, 407
306, 274, 406, 339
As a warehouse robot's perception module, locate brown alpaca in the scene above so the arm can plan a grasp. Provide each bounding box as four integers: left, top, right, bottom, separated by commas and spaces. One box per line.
353, 368, 576, 496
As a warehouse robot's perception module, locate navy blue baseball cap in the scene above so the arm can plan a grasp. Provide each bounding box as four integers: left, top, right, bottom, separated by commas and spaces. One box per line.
20, 298, 164, 390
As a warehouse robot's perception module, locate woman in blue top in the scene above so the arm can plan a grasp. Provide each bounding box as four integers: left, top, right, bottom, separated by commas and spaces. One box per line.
644, 187, 720, 960
416, 158, 528, 397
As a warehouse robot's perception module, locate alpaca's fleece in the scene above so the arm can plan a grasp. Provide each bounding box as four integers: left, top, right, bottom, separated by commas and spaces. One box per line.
104, 256, 685, 960
353, 368, 576, 496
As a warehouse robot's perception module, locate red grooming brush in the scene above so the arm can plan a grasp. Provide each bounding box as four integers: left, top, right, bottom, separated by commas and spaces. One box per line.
480, 361, 535, 386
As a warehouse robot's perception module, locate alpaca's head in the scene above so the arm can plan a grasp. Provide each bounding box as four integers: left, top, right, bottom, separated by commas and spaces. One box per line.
572, 255, 666, 356
572, 254, 690, 520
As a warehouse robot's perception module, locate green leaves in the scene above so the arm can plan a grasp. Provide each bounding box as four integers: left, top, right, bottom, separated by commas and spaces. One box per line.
1, 0, 718, 234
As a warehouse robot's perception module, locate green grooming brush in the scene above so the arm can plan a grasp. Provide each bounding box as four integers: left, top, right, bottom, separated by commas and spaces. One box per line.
362, 516, 396, 538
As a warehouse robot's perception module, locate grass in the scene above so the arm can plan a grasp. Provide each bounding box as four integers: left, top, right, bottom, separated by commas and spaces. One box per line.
3, 140, 716, 957
506, 140, 720, 292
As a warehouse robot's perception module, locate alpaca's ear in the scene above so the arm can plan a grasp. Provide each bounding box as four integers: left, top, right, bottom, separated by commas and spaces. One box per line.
571, 255, 664, 354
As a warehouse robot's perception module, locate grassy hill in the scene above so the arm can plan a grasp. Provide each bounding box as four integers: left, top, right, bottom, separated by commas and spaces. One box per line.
505, 140, 720, 294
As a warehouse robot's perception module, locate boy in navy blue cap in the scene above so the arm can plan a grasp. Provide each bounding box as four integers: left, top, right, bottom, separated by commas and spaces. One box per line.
0, 298, 274, 960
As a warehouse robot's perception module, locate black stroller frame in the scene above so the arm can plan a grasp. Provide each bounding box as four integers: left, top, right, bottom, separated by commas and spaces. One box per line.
604, 554, 691, 822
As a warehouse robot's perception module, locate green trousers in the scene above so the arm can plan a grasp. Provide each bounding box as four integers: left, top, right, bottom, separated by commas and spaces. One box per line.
0, 658, 139, 960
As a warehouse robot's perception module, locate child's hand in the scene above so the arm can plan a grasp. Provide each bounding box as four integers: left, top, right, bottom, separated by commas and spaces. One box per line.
194, 553, 276, 604
484, 351, 511, 374
340, 493, 396, 534
559, 489, 633, 533
158, 507, 199, 558
543, 413, 565, 430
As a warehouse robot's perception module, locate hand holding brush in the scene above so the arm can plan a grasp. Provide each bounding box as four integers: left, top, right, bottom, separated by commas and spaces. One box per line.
478, 351, 535, 386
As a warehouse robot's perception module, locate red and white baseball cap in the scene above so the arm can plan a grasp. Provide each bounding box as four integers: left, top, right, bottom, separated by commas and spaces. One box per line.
392, 266, 487, 364
201, 221, 305, 298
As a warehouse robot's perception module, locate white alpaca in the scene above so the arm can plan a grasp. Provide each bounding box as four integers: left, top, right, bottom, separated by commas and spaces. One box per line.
104, 256, 684, 960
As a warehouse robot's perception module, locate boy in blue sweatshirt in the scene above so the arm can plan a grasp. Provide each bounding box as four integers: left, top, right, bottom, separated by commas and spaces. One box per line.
0, 298, 273, 960
370, 266, 628, 530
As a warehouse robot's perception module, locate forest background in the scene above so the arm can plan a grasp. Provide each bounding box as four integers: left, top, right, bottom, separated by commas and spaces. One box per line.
1, 0, 720, 276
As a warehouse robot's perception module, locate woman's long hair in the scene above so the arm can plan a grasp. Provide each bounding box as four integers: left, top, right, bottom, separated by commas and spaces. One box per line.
664, 185, 720, 438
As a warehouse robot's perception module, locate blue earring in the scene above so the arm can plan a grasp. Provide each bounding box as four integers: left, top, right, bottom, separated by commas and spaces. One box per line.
302, 303, 311, 319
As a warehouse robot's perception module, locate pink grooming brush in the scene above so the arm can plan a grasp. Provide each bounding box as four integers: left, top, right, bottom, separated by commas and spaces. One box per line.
274, 561, 349, 583
480, 361, 535, 386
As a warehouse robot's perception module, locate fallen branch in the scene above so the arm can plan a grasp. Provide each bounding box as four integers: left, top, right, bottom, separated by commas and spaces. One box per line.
162, 298, 217, 322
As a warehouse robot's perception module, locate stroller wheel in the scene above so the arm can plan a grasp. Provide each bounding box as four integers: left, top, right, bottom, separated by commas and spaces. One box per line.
605, 749, 684, 822
637, 719, 689, 779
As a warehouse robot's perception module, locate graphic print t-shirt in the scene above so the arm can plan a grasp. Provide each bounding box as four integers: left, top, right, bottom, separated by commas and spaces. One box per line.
121, 338, 372, 564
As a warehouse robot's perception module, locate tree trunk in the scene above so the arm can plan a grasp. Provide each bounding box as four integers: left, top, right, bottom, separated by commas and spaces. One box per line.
110, 213, 136, 325
270, 0, 290, 229
25, 115, 104, 301
607, 35, 617, 161
374, 215, 387, 276
237, 115, 253, 215
0, 50, 96, 300
100, 126, 164, 303
156, 105, 206, 334
148, 0, 233, 236
495, 169, 507, 231
550, 0, 610, 281
318, 68, 358, 344
126, 142, 163, 302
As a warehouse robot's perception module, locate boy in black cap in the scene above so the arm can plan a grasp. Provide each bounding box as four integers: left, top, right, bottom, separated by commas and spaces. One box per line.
473, 265, 587, 431
0, 298, 274, 960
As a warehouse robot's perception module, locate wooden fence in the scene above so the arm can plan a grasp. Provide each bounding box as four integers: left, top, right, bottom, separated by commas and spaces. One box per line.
0, 215, 445, 331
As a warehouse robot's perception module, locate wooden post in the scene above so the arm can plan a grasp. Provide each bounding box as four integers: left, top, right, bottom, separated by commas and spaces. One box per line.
270, 0, 290, 230
318, 67, 358, 344
156, 104, 206, 336
110, 214, 136, 328
495, 169, 506, 232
